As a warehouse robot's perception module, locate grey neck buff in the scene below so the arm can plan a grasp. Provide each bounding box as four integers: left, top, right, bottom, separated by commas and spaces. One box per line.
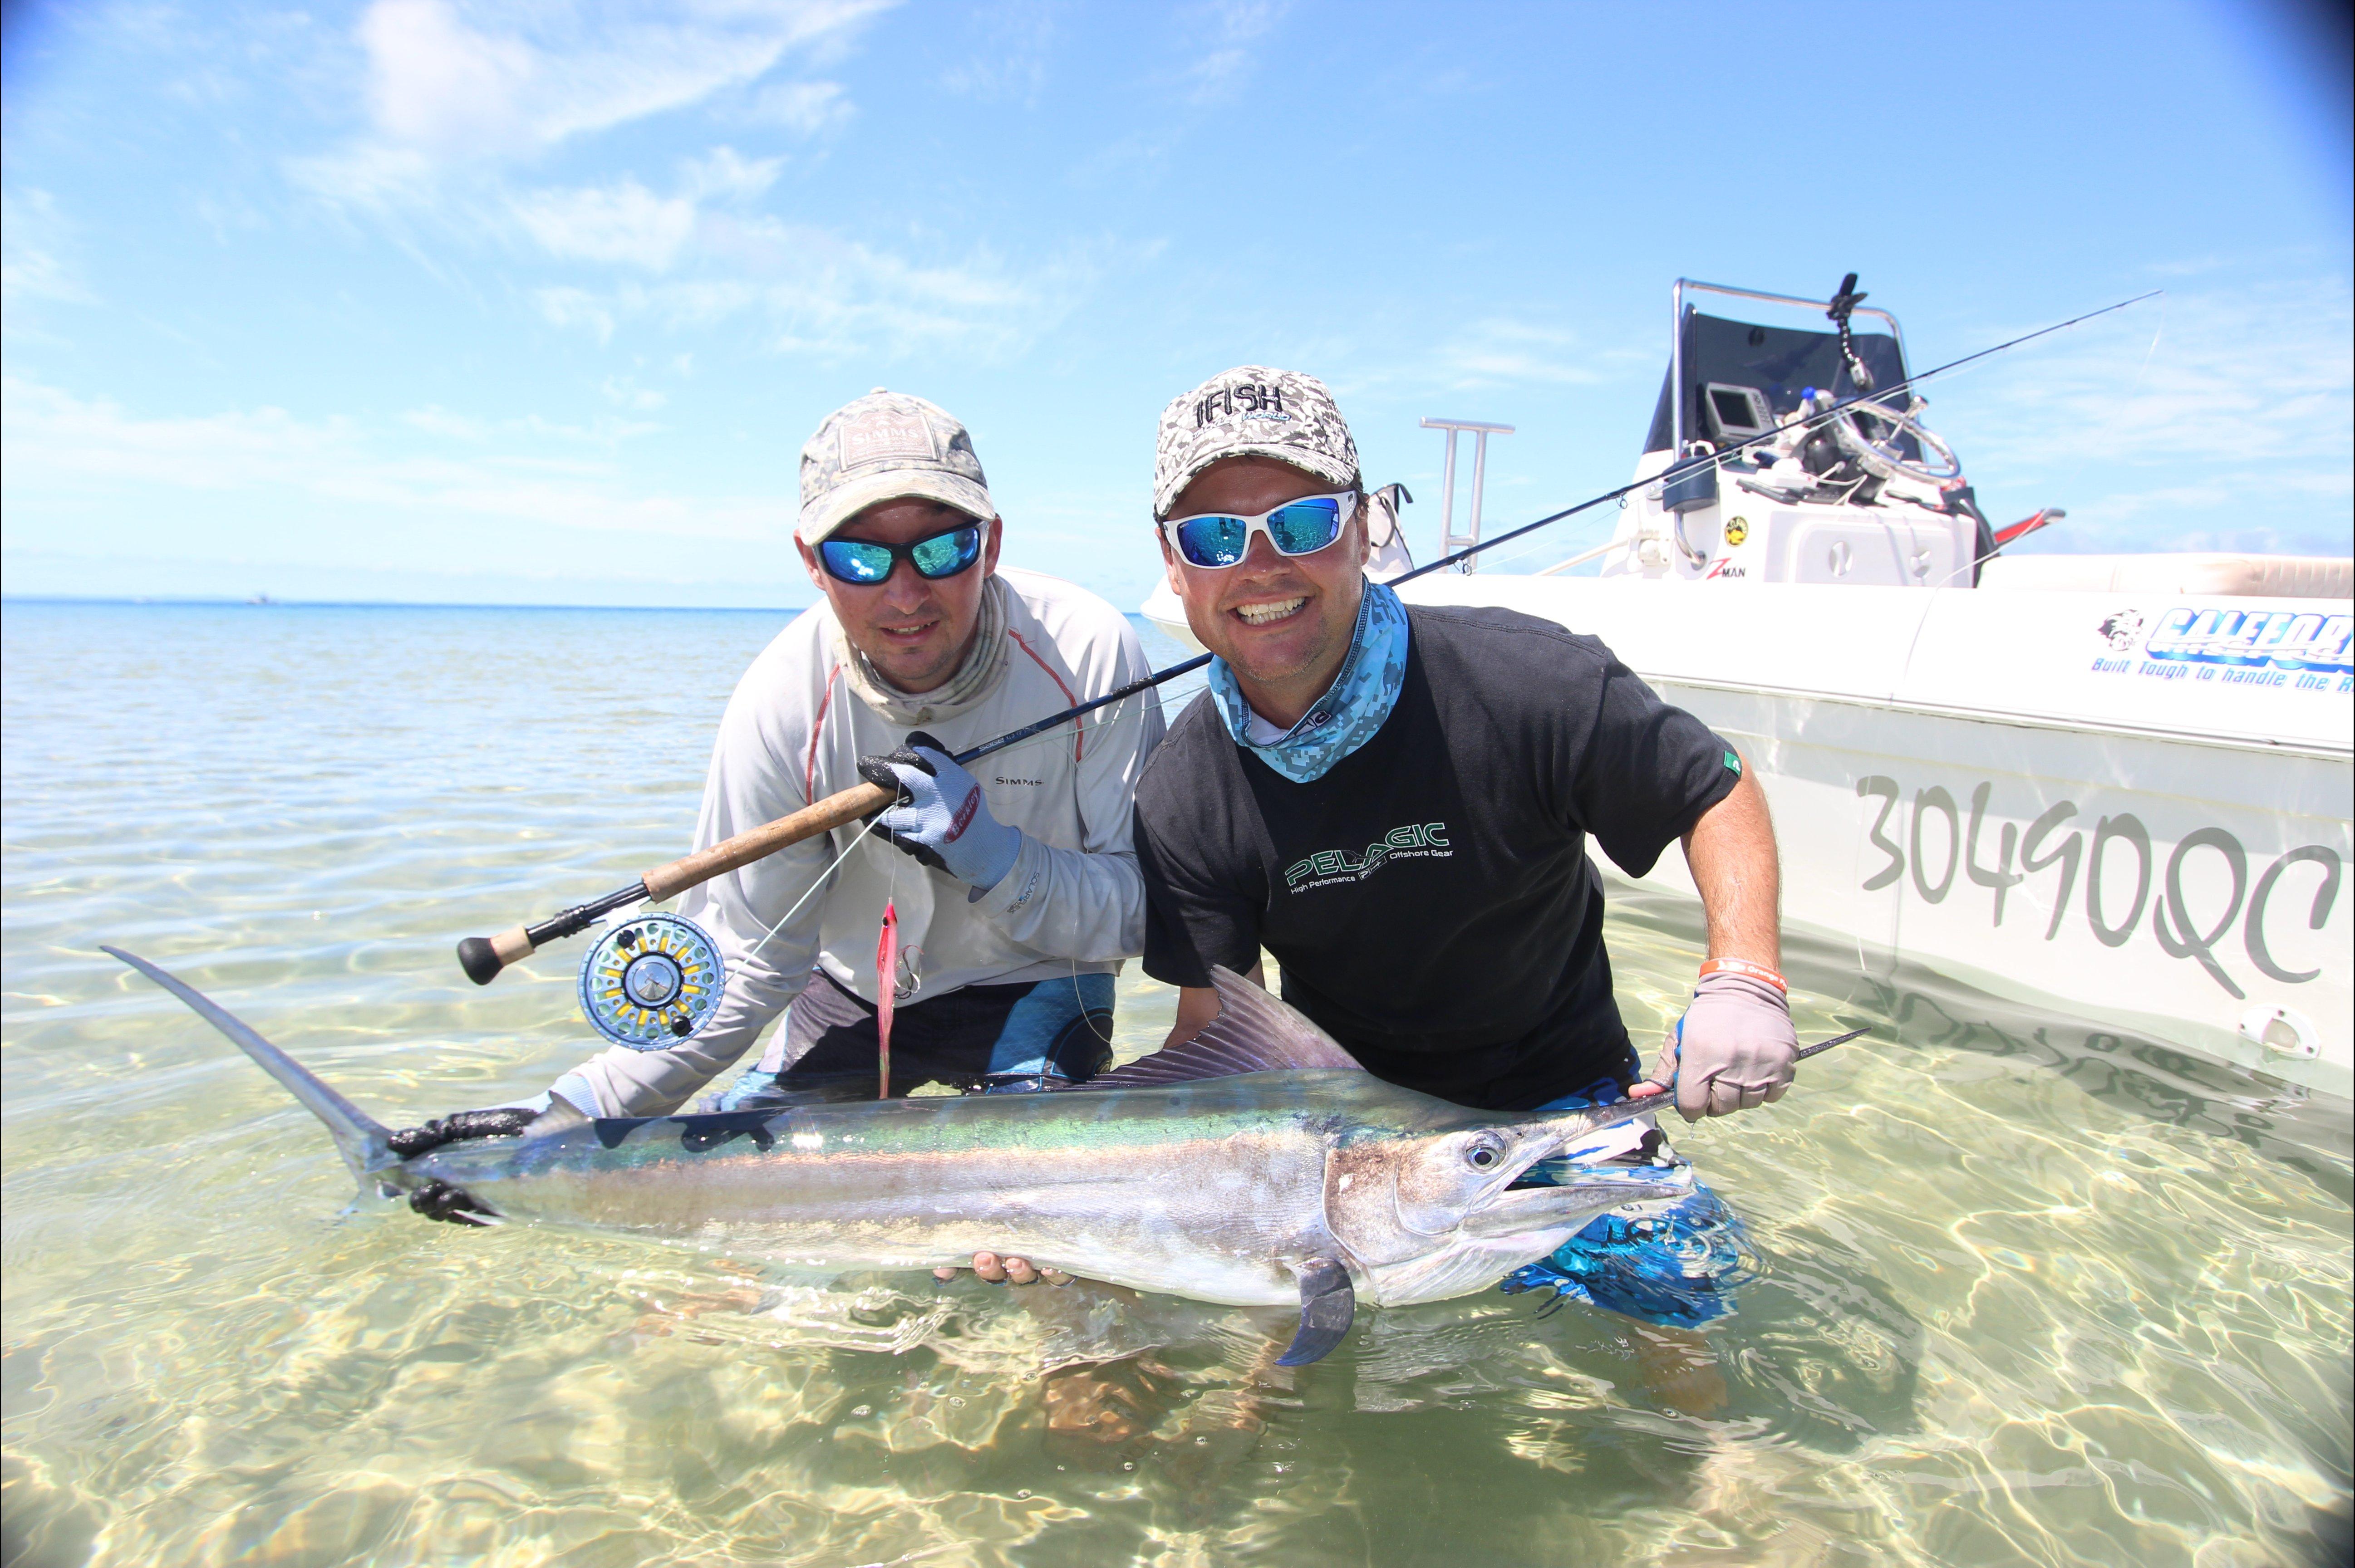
831, 573, 1013, 728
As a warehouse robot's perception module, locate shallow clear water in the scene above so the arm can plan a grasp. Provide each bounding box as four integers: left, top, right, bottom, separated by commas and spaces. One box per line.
4, 600, 2348, 1568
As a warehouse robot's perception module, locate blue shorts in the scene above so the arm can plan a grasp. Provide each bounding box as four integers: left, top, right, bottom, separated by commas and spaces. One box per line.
1495, 1078, 1757, 1331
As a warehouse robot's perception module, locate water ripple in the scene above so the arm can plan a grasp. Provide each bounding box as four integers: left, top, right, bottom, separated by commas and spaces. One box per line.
4, 602, 2347, 1567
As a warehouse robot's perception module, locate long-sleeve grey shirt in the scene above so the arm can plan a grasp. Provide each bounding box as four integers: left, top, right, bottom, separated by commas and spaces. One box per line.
551, 568, 1164, 1117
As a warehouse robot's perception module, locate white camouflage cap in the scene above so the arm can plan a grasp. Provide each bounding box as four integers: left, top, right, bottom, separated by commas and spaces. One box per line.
1154, 365, 1360, 519
797, 389, 994, 544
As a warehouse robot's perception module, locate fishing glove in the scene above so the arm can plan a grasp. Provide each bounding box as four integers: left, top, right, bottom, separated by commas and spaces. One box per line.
857, 730, 1023, 897
1645, 971, 1798, 1122
387, 1107, 538, 1158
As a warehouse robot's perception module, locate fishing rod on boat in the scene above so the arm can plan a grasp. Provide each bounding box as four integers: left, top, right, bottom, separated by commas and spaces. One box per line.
454, 289, 2161, 992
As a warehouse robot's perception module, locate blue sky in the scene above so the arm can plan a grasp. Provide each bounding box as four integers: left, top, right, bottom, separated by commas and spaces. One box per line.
3, 0, 2348, 610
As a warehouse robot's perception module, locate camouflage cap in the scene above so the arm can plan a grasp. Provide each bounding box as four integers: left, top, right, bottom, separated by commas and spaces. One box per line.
798, 389, 994, 544
1153, 365, 1360, 519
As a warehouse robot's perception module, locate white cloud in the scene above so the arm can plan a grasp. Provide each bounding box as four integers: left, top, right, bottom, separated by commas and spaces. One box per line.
743, 79, 854, 135
1433, 319, 1620, 388
359, 0, 539, 155
403, 402, 662, 439
511, 178, 698, 270
526, 224, 1131, 361
289, 4, 886, 229
3, 377, 758, 543
941, 4, 1053, 105
1948, 284, 2353, 471
682, 146, 785, 203
1180, 0, 1286, 104
0, 189, 94, 307
351, 0, 894, 161
601, 376, 668, 412
1932, 279, 2353, 555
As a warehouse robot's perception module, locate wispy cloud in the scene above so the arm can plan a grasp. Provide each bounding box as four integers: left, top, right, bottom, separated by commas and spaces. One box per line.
0, 188, 93, 308
525, 225, 1134, 358
272, 1, 1111, 353
1947, 283, 2352, 470
1180, 0, 1286, 104
511, 178, 698, 270
742, 78, 854, 134
3, 376, 770, 543
942, 3, 1055, 106
287, 2, 886, 239
351, 0, 893, 161
1432, 319, 1627, 388
1938, 279, 2353, 554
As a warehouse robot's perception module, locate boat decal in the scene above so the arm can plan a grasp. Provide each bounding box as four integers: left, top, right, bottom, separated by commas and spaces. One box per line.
1855, 775, 2343, 1000
2090, 607, 2353, 689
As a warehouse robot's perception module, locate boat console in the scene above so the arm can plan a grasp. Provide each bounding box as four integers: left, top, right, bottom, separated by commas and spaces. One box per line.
1599, 278, 1991, 589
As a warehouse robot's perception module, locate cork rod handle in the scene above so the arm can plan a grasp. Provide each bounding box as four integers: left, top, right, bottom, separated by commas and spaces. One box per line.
641, 781, 895, 902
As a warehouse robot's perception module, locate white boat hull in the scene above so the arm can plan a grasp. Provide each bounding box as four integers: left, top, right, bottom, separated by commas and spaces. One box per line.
1395, 576, 2352, 1096
1147, 575, 2353, 1095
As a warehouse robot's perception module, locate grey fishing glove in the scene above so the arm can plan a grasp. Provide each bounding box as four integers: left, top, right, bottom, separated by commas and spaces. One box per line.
1645, 971, 1798, 1122
856, 730, 1023, 896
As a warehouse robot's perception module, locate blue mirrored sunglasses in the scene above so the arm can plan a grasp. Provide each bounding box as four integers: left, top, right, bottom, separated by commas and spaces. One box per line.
1161, 492, 1358, 570
817, 522, 984, 586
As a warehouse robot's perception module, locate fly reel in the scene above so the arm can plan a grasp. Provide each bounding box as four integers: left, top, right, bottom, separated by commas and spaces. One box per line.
578, 913, 723, 1049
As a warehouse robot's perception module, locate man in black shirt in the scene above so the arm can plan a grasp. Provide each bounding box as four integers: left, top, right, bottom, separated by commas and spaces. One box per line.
1138, 365, 1797, 1122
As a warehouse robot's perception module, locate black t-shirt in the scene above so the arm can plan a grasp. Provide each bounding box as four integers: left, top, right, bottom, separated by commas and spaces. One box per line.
1135, 603, 1740, 1112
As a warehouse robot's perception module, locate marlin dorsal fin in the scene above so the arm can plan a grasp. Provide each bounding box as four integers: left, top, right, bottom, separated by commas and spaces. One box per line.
1071, 965, 1362, 1089
104, 946, 398, 1182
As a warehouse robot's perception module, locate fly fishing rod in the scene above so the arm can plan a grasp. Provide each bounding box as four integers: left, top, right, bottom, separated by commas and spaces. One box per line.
456, 290, 2158, 986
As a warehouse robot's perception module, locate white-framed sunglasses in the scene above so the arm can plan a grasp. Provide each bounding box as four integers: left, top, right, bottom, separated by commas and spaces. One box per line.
1160, 491, 1359, 570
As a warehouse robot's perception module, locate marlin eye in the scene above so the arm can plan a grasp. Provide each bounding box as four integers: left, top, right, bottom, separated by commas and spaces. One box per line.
1467, 1144, 1500, 1170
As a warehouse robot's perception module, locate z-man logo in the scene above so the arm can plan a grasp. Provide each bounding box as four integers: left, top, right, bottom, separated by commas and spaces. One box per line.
1284, 822, 1451, 891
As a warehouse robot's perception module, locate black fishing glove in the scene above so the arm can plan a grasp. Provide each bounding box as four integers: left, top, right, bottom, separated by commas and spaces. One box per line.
855, 729, 1023, 893
387, 1107, 539, 1159
856, 735, 948, 874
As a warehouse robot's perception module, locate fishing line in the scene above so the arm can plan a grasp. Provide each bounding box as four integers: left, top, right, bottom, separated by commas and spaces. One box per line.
747, 813, 882, 956
457, 290, 2158, 989
1378, 289, 2164, 592
951, 289, 2161, 717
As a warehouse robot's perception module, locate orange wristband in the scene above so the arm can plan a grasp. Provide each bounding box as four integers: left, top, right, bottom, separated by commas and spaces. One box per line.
1699, 956, 1786, 992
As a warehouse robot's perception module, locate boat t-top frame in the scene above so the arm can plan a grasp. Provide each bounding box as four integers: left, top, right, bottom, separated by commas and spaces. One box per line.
1667, 277, 1908, 456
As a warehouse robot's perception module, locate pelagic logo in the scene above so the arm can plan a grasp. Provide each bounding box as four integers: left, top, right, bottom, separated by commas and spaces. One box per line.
1195, 382, 1289, 427
1284, 822, 1450, 891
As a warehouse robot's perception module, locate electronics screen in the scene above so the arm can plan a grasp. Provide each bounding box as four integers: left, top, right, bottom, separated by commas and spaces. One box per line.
1705, 384, 1770, 438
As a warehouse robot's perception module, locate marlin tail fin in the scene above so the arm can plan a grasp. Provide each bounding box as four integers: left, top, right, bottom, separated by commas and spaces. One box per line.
103, 946, 398, 1185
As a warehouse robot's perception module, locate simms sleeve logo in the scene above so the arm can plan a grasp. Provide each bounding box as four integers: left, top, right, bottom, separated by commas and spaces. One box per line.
1284, 822, 1450, 891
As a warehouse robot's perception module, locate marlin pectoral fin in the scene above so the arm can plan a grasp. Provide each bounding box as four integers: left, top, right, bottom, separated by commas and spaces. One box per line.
1274, 1259, 1355, 1367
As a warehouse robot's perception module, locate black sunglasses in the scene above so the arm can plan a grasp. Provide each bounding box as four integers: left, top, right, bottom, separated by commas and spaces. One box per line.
816, 522, 985, 586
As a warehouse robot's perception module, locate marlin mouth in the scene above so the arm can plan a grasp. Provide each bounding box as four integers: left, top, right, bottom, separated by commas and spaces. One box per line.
1468, 1167, 1689, 1237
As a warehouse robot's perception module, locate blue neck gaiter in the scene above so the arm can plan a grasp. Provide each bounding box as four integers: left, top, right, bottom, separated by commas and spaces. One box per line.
1208, 580, 1411, 783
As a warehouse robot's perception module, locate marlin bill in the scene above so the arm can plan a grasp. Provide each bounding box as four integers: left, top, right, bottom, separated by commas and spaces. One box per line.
106, 949, 1686, 1367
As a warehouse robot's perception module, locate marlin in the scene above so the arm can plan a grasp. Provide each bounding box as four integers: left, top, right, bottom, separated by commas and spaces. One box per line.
107, 948, 1685, 1367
